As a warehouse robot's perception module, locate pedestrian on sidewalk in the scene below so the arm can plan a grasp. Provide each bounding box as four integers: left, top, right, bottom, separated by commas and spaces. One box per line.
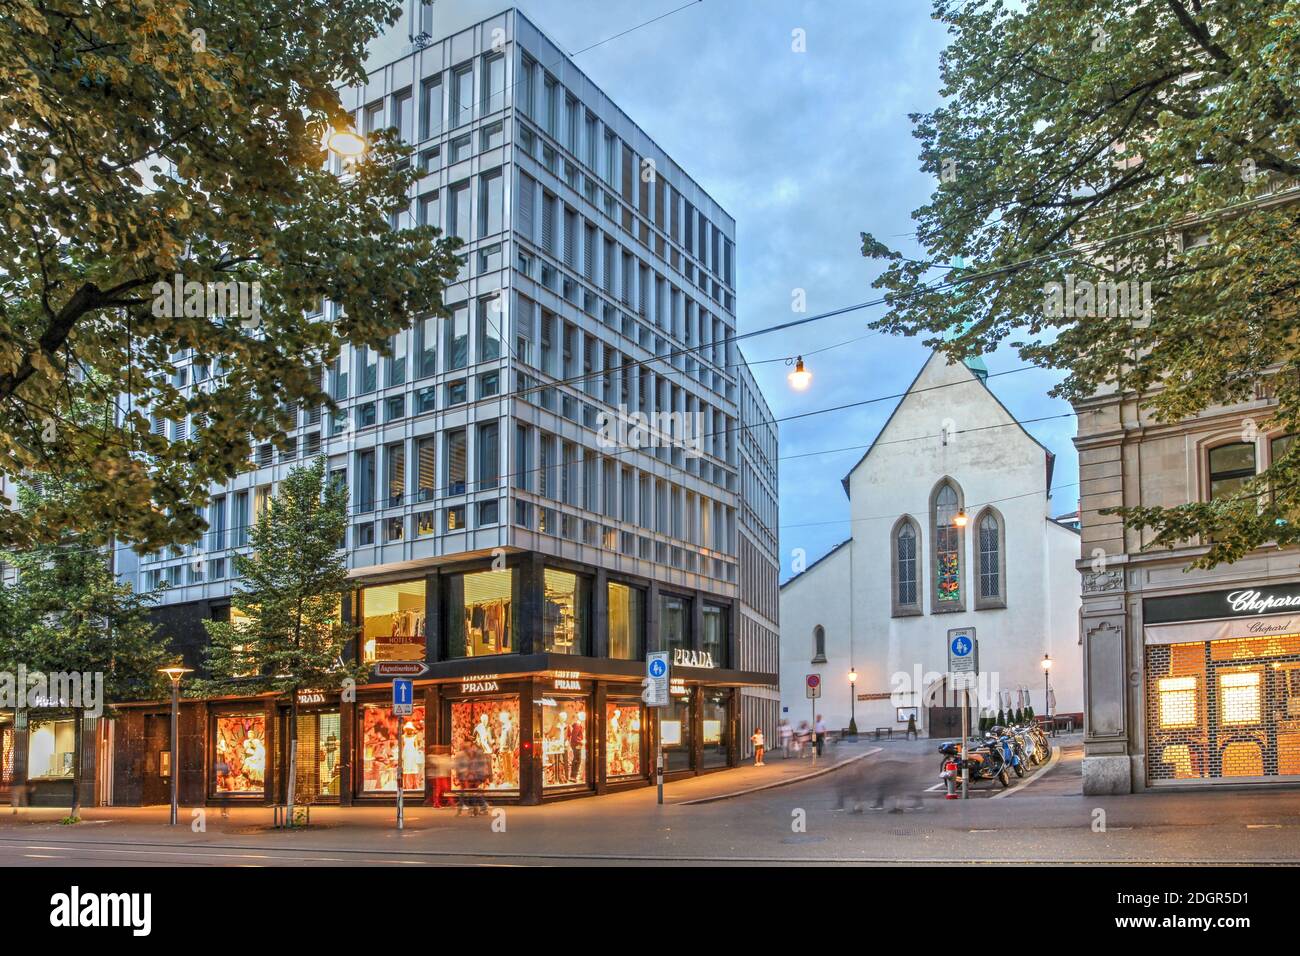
750, 727, 766, 766
426, 745, 453, 807
795, 720, 810, 757
779, 719, 793, 759
906, 713, 919, 740
814, 714, 827, 757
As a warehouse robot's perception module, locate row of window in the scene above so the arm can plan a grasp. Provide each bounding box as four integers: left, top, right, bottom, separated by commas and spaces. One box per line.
891, 479, 1006, 616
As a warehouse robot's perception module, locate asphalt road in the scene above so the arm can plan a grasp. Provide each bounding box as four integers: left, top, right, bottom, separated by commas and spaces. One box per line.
2, 736, 1298, 865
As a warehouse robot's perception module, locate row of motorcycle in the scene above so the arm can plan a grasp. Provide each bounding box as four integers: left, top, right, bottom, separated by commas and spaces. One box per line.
938, 723, 1051, 796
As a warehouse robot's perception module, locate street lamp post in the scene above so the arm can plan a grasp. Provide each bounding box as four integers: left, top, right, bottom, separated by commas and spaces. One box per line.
158, 664, 193, 826
848, 668, 858, 737
1041, 654, 1054, 737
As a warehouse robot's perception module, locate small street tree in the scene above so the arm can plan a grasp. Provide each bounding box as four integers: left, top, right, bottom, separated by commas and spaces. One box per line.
199, 457, 363, 821
0, 484, 167, 820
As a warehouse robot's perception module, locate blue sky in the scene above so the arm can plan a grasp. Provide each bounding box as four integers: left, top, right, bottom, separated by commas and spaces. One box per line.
432, 0, 1080, 580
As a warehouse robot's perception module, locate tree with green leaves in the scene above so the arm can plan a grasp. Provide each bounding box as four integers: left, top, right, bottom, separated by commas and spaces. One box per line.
863, 0, 1300, 566
0, 0, 461, 554
199, 457, 363, 820
0, 485, 167, 820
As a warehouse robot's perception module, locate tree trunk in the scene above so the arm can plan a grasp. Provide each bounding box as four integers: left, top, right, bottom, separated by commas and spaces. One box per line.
286, 691, 298, 825
70, 709, 82, 820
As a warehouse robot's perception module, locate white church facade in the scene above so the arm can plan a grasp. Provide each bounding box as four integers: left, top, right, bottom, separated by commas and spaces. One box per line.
779, 351, 1083, 736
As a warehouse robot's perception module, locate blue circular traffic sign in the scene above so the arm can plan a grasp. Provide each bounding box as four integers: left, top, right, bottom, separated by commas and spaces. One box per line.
950, 635, 972, 657
649, 659, 667, 678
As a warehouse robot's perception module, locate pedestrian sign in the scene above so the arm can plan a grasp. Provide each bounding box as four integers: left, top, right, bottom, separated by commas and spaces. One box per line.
947, 628, 977, 676
643, 652, 670, 707
392, 677, 414, 716
805, 674, 821, 699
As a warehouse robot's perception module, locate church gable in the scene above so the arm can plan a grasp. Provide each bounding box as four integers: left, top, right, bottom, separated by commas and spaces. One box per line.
841, 350, 1049, 498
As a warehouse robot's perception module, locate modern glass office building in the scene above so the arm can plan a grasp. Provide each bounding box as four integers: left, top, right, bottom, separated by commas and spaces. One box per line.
96, 7, 780, 807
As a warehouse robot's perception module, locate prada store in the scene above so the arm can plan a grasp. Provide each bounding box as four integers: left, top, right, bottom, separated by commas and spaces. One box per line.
109, 552, 773, 806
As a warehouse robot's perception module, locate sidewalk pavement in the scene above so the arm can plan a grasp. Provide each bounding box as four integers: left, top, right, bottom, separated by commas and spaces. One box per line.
0, 738, 889, 834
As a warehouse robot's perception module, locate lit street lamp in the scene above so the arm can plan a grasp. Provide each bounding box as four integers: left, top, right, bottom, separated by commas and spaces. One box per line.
1041, 654, 1053, 736
848, 667, 858, 736
326, 127, 367, 159
953, 509, 968, 528
787, 356, 812, 391
158, 664, 193, 826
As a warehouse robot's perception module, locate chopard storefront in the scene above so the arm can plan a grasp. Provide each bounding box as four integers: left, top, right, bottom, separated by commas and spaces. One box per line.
1143, 583, 1300, 786
108, 553, 771, 807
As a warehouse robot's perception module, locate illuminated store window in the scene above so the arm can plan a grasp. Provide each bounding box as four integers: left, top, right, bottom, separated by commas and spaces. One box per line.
0, 725, 12, 787
27, 719, 75, 780
449, 697, 520, 791
1221, 741, 1264, 777
1219, 671, 1262, 726
606, 700, 642, 779
543, 569, 589, 654
446, 569, 514, 658
214, 714, 267, 794
1157, 676, 1198, 729
1160, 744, 1196, 779
360, 704, 425, 793
361, 580, 427, 663
607, 583, 645, 660
541, 696, 589, 789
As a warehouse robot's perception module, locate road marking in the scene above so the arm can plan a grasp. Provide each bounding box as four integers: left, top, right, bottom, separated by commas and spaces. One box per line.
990, 745, 1061, 799
925, 783, 946, 792
1247, 824, 1282, 829
24, 853, 62, 859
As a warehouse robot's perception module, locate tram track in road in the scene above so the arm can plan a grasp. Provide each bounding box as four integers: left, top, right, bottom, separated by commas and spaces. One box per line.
0, 834, 1297, 866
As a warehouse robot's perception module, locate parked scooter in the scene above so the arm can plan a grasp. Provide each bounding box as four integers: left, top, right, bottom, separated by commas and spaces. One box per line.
938, 736, 1011, 797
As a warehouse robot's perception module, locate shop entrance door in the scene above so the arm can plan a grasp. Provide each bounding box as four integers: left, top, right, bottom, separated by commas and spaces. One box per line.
283, 712, 342, 804
142, 714, 171, 806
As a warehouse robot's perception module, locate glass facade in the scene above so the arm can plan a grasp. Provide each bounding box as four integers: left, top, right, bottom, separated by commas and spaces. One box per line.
446, 569, 514, 657
661, 690, 693, 773
360, 703, 425, 793
450, 696, 520, 791
541, 695, 589, 788
701, 604, 727, 668
702, 690, 730, 768
607, 582, 644, 660
543, 568, 588, 654
214, 714, 267, 793
660, 594, 690, 656
360, 580, 427, 663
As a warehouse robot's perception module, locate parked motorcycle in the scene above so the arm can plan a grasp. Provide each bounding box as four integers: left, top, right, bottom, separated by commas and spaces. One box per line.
938, 737, 1011, 797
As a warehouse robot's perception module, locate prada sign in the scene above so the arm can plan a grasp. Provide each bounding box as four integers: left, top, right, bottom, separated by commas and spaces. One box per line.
1144, 582, 1300, 625
672, 648, 715, 669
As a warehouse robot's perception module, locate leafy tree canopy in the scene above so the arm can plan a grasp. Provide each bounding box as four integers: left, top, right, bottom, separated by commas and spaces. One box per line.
0, 0, 461, 552
863, 0, 1300, 565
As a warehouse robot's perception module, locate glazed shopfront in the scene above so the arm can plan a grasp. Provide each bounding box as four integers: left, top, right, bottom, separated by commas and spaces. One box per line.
110, 554, 771, 806
1143, 582, 1300, 786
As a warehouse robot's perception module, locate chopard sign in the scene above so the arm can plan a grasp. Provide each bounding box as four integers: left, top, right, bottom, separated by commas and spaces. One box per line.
1226, 590, 1300, 615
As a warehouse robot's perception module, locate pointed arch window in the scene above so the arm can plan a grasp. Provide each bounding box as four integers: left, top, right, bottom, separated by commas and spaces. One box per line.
931, 480, 965, 611
891, 516, 922, 617
812, 625, 827, 663
974, 506, 1006, 608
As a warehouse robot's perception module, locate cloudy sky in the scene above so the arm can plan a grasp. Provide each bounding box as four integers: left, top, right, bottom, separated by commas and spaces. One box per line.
426, 0, 1079, 580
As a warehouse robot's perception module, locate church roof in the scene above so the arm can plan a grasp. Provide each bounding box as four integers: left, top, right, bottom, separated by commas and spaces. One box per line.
839, 349, 1056, 499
